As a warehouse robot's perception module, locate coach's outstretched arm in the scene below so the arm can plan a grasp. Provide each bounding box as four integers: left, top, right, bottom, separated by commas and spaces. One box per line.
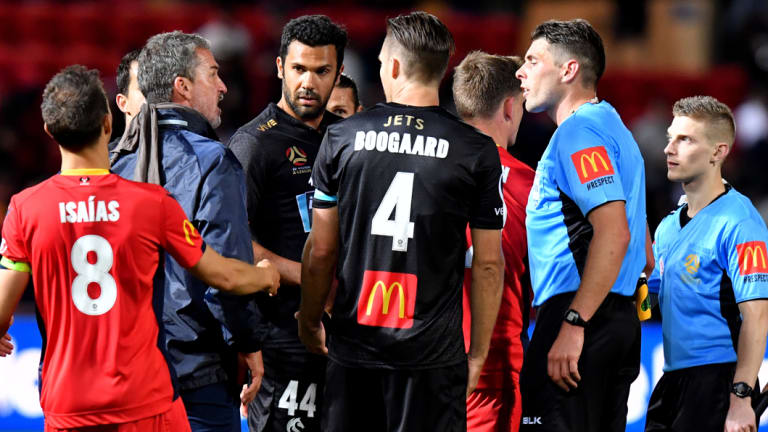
468, 227, 504, 397
726, 299, 768, 432
548, 200, 630, 391
189, 248, 280, 296
0, 268, 30, 355
297, 207, 339, 356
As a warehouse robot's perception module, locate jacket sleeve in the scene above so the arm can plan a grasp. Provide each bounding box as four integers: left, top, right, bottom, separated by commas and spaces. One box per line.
195, 145, 266, 353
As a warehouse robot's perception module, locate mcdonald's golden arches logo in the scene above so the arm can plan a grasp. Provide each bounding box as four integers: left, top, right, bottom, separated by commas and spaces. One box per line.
357, 270, 417, 329
570, 146, 615, 184
736, 241, 768, 275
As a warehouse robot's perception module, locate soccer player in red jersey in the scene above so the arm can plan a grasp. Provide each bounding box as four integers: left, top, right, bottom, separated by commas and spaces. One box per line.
453, 52, 534, 432
0, 65, 280, 432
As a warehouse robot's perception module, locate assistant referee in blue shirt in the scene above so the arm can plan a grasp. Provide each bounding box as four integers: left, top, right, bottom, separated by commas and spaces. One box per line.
645, 96, 768, 432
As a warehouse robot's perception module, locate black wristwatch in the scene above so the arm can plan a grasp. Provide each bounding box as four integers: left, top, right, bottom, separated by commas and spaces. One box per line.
563, 309, 589, 328
731, 382, 753, 398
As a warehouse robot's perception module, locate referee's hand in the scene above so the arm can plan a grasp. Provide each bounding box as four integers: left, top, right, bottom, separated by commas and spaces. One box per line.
724, 394, 757, 432
547, 323, 584, 391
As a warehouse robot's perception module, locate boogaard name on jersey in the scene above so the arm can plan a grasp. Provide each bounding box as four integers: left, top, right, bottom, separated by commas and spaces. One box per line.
354, 130, 449, 159
58, 196, 120, 223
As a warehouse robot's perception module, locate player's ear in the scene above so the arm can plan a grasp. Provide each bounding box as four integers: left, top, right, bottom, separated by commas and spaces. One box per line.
335, 64, 345, 86
172, 76, 192, 104
276, 56, 284, 80
391, 57, 400, 80
561, 59, 579, 84
116, 94, 127, 114
356, 104, 364, 113
502, 96, 517, 122
103, 112, 112, 137
712, 141, 730, 165
43, 123, 53, 139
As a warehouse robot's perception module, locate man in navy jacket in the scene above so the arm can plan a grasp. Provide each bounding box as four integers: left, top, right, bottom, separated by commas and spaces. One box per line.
111, 31, 263, 432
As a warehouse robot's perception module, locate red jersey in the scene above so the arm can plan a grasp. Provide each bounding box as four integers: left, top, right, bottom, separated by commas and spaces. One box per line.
462, 147, 534, 389
0, 170, 204, 428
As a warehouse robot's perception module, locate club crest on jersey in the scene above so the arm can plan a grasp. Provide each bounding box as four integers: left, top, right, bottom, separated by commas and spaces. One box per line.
79, 177, 90, 185
286, 146, 308, 167
570, 146, 614, 184
737, 241, 768, 277
357, 270, 417, 329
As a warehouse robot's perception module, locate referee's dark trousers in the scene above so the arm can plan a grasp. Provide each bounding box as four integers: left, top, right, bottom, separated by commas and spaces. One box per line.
520, 291, 641, 432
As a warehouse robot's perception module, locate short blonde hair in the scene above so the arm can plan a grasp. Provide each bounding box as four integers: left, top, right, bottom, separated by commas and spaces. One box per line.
672, 95, 735, 147
452, 51, 523, 120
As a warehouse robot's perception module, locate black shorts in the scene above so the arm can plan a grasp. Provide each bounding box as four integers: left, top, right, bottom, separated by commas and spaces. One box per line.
247, 347, 326, 432
645, 362, 756, 431
520, 292, 640, 432
323, 358, 468, 432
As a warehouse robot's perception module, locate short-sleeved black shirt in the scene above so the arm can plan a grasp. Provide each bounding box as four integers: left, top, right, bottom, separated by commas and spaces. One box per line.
228, 103, 340, 350
312, 102, 503, 369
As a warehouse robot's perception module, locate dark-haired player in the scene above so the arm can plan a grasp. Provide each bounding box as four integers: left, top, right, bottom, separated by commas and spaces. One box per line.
298, 11, 504, 432
516, 19, 648, 431
328, 74, 362, 118
227, 14, 347, 432
645, 96, 768, 432
0, 65, 279, 431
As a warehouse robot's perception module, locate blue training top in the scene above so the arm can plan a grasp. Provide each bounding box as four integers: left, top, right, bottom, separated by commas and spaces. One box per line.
648, 186, 768, 371
526, 101, 647, 307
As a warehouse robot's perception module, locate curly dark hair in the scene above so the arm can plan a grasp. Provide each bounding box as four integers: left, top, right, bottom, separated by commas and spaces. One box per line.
279, 15, 348, 72
41, 65, 108, 150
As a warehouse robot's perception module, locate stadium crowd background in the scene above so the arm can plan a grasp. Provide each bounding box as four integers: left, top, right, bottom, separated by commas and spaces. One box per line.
0, 0, 768, 423
2, 0, 768, 237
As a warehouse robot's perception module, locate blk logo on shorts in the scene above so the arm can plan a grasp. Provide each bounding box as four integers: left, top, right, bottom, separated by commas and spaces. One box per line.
522, 416, 543, 425
357, 270, 417, 329
570, 146, 614, 184
737, 241, 768, 275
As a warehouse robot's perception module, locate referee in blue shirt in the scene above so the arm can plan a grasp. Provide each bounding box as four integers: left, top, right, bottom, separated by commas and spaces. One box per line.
645, 96, 768, 432
516, 19, 650, 431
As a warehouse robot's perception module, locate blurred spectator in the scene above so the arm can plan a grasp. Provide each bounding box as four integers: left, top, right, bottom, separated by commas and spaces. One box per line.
198, 10, 254, 138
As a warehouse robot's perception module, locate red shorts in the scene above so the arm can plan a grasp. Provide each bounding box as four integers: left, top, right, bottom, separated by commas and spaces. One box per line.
45, 398, 191, 432
467, 372, 521, 432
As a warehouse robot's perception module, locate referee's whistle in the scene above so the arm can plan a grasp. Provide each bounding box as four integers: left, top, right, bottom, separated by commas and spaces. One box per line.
635, 273, 652, 321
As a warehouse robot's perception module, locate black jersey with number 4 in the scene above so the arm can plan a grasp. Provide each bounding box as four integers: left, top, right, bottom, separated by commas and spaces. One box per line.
312, 102, 503, 369
228, 103, 340, 350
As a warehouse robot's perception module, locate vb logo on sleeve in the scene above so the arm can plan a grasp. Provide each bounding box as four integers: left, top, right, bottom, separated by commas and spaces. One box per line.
357, 270, 417, 329
570, 146, 614, 184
